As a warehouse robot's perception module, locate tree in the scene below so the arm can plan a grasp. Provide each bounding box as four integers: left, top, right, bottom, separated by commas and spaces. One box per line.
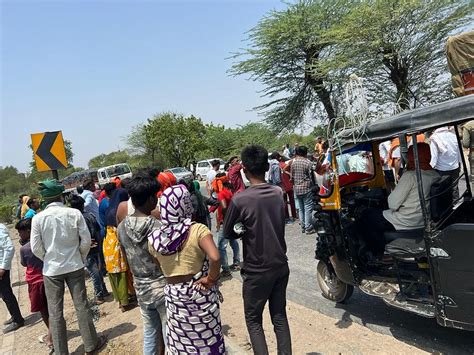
88, 150, 133, 168
328, 0, 472, 110
128, 113, 207, 168
199, 125, 238, 161
230, 0, 353, 130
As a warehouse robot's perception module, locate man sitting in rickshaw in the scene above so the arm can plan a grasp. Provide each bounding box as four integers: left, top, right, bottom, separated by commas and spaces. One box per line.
357, 143, 441, 259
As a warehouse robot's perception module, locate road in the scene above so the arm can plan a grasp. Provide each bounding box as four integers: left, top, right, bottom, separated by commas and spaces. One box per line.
201, 183, 474, 354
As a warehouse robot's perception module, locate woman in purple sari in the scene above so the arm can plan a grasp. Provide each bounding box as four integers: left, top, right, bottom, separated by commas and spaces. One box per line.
148, 185, 225, 354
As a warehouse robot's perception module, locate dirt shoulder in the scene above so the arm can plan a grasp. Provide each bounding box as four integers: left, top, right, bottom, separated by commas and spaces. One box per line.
219, 278, 427, 354
2, 226, 427, 354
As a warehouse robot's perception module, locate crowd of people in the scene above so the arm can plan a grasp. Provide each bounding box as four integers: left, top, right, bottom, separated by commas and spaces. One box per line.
0, 125, 469, 355
0, 143, 298, 355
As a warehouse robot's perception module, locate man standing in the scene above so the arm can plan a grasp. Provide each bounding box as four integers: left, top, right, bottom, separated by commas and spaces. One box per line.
429, 127, 462, 200
224, 145, 292, 355
206, 160, 221, 194
289, 146, 316, 235
268, 152, 282, 186
0, 223, 24, 334
81, 179, 100, 223
31, 180, 106, 355
227, 156, 246, 193
117, 172, 167, 355
24, 197, 40, 219
70, 195, 109, 304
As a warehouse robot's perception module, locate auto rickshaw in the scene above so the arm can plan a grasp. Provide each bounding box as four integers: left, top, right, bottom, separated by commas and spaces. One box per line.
313, 94, 474, 330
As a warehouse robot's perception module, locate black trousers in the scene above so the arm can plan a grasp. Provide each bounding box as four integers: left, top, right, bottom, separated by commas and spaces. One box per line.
0, 270, 24, 323
357, 208, 395, 256
242, 264, 292, 355
437, 167, 460, 201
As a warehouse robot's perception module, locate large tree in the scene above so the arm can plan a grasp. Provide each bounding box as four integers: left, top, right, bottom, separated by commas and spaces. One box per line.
328, 0, 472, 110
88, 150, 133, 168
128, 113, 207, 168
230, 0, 353, 130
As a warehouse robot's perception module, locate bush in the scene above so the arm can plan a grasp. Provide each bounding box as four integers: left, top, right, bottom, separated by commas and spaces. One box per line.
0, 204, 15, 224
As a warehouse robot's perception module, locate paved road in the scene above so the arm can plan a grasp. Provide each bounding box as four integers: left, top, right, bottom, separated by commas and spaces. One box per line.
201, 182, 474, 354
282, 222, 474, 354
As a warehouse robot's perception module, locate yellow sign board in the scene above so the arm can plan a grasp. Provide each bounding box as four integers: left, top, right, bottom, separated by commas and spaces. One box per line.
31, 131, 68, 172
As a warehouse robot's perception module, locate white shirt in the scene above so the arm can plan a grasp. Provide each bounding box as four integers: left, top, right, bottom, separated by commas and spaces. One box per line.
429, 129, 461, 171
206, 169, 217, 189
0, 224, 15, 270
383, 170, 440, 230
31, 202, 91, 277
379, 141, 391, 170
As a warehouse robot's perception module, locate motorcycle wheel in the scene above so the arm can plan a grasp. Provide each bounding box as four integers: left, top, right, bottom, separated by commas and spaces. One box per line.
316, 260, 354, 303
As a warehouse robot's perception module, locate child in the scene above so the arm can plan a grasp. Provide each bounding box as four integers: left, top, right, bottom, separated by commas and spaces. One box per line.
15, 218, 53, 352
214, 173, 241, 277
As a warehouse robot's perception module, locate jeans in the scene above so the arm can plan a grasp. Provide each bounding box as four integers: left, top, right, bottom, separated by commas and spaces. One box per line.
242, 264, 292, 355
43, 268, 98, 355
140, 299, 167, 355
85, 253, 108, 297
218, 229, 240, 270
295, 191, 314, 232
0, 270, 24, 323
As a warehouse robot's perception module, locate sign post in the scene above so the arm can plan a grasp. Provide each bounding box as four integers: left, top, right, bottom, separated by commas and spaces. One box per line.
31, 131, 68, 179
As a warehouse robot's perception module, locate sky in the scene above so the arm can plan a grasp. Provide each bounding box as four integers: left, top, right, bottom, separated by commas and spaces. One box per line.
1, 0, 285, 172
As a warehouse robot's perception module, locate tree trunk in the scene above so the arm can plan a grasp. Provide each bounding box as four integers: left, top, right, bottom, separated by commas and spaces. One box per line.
304, 47, 337, 130
382, 47, 410, 110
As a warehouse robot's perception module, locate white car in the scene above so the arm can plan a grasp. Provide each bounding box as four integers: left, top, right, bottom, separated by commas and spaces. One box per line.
97, 163, 132, 187
195, 159, 225, 181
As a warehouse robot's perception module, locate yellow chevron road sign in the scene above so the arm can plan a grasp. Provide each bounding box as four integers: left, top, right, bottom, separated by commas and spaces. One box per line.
31, 131, 68, 172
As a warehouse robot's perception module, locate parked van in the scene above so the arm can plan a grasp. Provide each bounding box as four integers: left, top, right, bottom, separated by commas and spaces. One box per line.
195, 159, 225, 181
97, 163, 132, 187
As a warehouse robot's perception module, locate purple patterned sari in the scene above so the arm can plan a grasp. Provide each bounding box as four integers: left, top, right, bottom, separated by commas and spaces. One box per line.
148, 185, 225, 354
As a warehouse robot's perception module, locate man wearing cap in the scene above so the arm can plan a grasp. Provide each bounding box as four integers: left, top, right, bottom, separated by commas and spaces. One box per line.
31, 180, 106, 355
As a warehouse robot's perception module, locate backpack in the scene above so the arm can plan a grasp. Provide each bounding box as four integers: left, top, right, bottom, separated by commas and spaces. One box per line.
269, 161, 282, 185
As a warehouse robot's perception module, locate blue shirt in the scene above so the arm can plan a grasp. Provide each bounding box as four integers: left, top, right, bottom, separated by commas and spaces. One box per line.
99, 198, 109, 229
81, 190, 100, 223
24, 209, 37, 219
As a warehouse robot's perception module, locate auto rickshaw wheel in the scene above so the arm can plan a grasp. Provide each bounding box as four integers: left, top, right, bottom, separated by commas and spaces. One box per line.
316, 260, 354, 303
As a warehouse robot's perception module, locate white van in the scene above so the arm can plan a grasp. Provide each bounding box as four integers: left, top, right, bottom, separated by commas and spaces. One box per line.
97, 163, 132, 187
195, 159, 225, 181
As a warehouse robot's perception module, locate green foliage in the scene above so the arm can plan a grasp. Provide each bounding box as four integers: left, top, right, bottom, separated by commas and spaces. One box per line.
230, 0, 354, 130
231, 0, 472, 128
130, 113, 208, 168
327, 0, 472, 110
88, 150, 133, 168
0, 204, 15, 224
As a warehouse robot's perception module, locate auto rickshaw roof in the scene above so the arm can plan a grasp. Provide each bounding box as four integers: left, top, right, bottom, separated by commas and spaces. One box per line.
336, 95, 474, 146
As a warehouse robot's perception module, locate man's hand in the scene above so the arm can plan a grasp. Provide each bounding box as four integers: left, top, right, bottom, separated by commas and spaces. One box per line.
0, 269, 5, 280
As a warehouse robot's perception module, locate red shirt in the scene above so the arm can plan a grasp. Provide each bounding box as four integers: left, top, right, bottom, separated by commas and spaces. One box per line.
217, 188, 233, 224
279, 161, 293, 192
228, 164, 246, 193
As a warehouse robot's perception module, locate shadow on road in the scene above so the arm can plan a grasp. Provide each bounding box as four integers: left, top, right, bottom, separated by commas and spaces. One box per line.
334, 294, 474, 354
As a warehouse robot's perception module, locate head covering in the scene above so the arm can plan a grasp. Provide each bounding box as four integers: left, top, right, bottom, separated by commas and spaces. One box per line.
407, 143, 432, 171
105, 188, 129, 227
193, 180, 200, 193
211, 175, 229, 194
148, 185, 193, 255
20, 195, 30, 218
38, 180, 65, 200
